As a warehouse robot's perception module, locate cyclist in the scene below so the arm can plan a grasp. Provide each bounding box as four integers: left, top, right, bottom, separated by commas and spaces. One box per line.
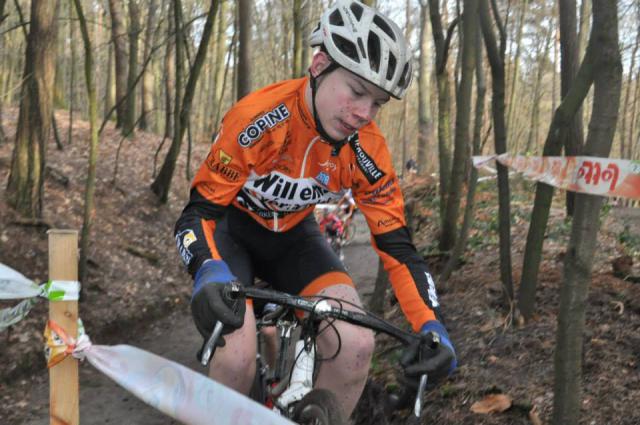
175, 0, 456, 417
318, 208, 344, 240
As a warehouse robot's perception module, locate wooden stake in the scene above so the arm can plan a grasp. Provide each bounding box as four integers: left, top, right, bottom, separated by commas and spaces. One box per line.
48, 229, 79, 425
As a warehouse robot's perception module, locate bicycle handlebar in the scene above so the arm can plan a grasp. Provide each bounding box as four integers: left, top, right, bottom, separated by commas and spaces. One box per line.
224, 283, 424, 347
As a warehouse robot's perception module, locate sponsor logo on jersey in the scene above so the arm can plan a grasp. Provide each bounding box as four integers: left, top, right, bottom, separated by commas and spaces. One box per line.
206, 151, 242, 182
318, 160, 337, 171
425, 272, 440, 307
237, 171, 341, 218
377, 217, 401, 227
315, 172, 330, 186
211, 162, 241, 182
349, 133, 385, 184
238, 103, 290, 148
361, 178, 396, 205
175, 229, 195, 265
219, 149, 232, 165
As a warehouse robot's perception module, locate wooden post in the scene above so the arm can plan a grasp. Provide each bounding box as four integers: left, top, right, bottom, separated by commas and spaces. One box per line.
48, 230, 79, 425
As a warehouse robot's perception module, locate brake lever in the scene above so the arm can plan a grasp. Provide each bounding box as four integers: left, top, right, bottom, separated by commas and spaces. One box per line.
413, 373, 428, 418
200, 321, 224, 367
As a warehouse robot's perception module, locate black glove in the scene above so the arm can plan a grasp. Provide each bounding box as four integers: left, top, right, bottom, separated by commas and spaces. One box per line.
400, 321, 457, 388
191, 260, 245, 345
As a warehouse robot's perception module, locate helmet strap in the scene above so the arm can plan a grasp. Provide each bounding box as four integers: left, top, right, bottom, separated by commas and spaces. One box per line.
309, 61, 351, 156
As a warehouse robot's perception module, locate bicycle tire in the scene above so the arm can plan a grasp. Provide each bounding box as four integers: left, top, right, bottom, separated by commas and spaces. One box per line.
290, 389, 347, 425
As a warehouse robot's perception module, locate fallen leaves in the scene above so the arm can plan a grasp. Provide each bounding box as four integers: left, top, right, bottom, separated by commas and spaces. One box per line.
470, 393, 512, 414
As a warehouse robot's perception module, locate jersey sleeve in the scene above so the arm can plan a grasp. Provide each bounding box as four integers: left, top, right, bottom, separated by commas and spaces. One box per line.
351, 132, 443, 332
174, 109, 262, 276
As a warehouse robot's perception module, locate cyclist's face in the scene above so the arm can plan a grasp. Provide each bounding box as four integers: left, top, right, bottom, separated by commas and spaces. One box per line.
309, 53, 390, 140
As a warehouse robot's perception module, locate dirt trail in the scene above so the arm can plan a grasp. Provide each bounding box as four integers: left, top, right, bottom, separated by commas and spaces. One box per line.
17, 212, 378, 425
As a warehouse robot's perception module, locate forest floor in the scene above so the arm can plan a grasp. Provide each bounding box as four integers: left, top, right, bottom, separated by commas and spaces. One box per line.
1, 108, 640, 424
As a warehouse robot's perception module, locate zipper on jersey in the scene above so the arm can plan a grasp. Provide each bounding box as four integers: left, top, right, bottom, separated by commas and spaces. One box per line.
300, 136, 321, 178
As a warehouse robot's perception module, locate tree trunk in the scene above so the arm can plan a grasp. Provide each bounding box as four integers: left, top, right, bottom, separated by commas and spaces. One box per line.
139, 0, 158, 131
618, 26, 639, 158
292, 0, 304, 78
104, 37, 115, 122
553, 3, 621, 423
428, 0, 456, 250
559, 0, 584, 216
0, 0, 7, 144
123, 0, 140, 137
71, 0, 99, 283
440, 21, 485, 284
577, 0, 590, 63
416, 1, 434, 175
211, 0, 228, 130
441, 0, 477, 252
237, 0, 252, 100
505, 0, 529, 152
6, 0, 60, 218
164, 5, 176, 140
524, 19, 553, 155
67, 1, 76, 145
107, 0, 128, 129
517, 13, 602, 323
479, 0, 514, 305
152, 0, 219, 202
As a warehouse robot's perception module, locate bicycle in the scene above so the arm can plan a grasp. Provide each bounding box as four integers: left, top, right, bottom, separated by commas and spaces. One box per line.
200, 283, 437, 425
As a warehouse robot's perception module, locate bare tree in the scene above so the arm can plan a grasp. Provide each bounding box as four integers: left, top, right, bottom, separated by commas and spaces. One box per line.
517, 0, 590, 321
0, 0, 8, 143
6, 0, 60, 218
478, 0, 514, 305
441, 0, 478, 252
428, 0, 458, 249
237, 0, 252, 100
139, 0, 157, 131
553, 2, 621, 423
559, 0, 585, 216
164, 3, 175, 140
71, 0, 99, 283
108, 0, 128, 128
416, 1, 434, 174
123, 0, 140, 137
440, 18, 486, 285
152, 0, 220, 202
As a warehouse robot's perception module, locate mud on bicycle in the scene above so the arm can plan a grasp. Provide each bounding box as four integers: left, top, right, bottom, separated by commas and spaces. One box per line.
200, 283, 445, 425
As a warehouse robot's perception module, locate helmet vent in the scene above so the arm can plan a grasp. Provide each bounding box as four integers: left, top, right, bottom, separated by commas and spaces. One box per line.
350, 2, 364, 20
357, 37, 367, 59
332, 33, 359, 62
373, 15, 395, 41
398, 62, 410, 88
367, 32, 381, 73
386, 54, 397, 81
329, 10, 345, 26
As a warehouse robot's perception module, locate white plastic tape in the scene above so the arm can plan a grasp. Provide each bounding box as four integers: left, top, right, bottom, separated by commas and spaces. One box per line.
42, 280, 81, 301
0, 263, 40, 299
84, 344, 294, 425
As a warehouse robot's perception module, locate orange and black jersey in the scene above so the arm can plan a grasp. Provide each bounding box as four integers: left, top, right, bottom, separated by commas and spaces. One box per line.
175, 77, 442, 331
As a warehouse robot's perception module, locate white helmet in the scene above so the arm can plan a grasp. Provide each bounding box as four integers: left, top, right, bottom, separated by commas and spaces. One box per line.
309, 0, 413, 99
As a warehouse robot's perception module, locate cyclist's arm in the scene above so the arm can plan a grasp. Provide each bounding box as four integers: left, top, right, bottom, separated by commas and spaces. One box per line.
351, 132, 443, 332
175, 116, 256, 276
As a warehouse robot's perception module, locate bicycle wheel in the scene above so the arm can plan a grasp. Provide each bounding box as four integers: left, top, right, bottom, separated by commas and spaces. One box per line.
290, 389, 347, 425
